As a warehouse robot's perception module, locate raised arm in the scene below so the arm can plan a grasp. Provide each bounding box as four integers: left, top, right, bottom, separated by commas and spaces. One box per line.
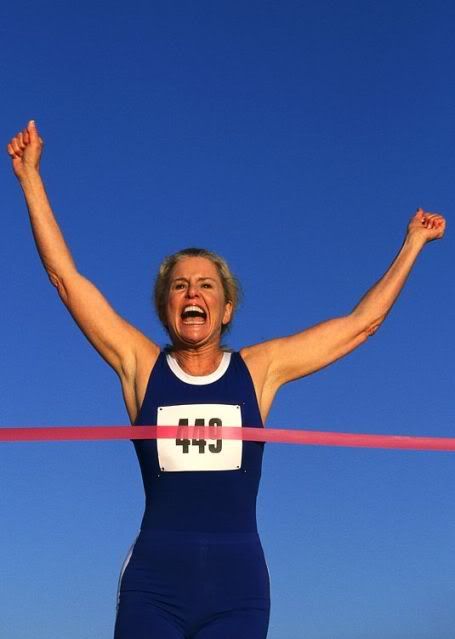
7, 121, 159, 383
242, 211, 446, 419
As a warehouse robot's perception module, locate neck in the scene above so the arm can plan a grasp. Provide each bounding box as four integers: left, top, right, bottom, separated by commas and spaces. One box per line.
169, 343, 225, 376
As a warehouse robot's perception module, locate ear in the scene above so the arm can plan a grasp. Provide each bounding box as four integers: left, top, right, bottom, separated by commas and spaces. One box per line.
222, 301, 233, 325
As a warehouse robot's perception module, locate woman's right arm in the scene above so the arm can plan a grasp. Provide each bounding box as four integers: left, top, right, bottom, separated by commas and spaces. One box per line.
7, 121, 159, 383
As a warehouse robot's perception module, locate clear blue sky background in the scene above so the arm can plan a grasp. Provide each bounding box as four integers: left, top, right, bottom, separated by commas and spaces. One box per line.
1, 2, 454, 638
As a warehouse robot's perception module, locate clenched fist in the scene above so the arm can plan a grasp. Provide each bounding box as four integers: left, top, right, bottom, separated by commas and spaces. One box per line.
407, 208, 446, 244
7, 120, 44, 180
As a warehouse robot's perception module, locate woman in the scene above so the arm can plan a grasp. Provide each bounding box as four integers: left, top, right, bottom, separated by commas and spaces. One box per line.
7, 121, 446, 639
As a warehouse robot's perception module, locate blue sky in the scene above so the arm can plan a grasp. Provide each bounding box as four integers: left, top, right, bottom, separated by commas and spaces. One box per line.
1, 2, 454, 637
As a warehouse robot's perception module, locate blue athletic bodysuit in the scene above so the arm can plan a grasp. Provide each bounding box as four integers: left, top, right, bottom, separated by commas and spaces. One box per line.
114, 351, 270, 639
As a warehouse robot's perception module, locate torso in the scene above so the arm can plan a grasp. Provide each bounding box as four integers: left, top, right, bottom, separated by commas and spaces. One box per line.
132, 349, 266, 533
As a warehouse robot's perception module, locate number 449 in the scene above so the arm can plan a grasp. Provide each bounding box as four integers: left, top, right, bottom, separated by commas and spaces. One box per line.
176, 418, 222, 454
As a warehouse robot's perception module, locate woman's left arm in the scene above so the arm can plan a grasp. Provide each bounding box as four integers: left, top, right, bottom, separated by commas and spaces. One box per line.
244, 209, 446, 395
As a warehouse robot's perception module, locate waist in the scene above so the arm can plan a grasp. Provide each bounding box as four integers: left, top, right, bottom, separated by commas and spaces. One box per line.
137, 528, 262, 545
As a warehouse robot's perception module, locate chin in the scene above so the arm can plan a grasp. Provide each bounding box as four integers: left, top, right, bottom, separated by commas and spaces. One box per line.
177, 326, 221, 346
175, 329, 208, 344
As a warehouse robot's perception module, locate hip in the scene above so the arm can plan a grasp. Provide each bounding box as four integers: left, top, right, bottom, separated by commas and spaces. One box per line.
119, 528, 270, 602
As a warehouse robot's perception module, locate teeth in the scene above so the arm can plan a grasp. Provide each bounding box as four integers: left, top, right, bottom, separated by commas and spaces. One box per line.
183, 305, 205, 313
181, 305, 207, 323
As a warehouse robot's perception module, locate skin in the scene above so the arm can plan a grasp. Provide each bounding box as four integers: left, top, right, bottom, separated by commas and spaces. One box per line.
7, 121, 447, 425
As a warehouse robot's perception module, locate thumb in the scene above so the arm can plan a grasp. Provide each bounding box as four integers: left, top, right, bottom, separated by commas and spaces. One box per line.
414, 208, 425, 222
27, 119, 39, 142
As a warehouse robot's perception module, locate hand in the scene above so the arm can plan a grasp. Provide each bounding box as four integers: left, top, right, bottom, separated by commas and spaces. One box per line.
407, 208, 446, 244
7, 120, 44, 180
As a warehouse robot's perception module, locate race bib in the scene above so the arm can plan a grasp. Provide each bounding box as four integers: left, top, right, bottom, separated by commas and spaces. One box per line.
157, 404, 242, 472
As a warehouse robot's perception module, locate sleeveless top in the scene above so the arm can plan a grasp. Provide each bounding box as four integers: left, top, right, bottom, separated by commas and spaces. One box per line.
133, 351, 265, 534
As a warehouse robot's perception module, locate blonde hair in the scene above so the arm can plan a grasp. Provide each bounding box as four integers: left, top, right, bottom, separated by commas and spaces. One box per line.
154, 248, 241, 336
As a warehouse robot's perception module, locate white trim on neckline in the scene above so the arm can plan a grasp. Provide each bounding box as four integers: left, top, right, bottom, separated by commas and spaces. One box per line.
166, 352, 232, 385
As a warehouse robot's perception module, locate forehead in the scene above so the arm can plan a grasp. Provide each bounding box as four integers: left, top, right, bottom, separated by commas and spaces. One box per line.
170, 256, 221, 281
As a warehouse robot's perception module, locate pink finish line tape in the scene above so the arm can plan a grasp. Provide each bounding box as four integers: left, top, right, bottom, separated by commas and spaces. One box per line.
1, 426, 455, 451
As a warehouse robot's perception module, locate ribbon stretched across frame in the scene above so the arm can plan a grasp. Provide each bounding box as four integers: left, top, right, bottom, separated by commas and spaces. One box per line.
1, 425, 455, 451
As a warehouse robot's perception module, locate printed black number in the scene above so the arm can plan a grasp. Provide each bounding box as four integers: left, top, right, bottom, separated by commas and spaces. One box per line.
176, 418, 191, 453
192, 418, 207, 453
175, 417, 223, 454
208, 418, 222, 453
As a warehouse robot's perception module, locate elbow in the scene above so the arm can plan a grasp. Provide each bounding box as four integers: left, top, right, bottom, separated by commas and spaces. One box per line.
47, 269, 70, 304
363, 314, 386, 338
365, 323, 381, 337
48, 269, 61, 290
351, 310, 386, 340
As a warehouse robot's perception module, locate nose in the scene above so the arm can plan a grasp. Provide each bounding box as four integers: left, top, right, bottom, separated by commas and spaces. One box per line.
186, 282, 198, 298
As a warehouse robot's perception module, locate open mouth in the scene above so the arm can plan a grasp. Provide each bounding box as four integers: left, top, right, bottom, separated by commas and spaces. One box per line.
181, 305, 207, 325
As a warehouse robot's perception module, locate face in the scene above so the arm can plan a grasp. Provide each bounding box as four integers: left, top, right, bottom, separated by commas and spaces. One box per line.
166, 257, 233, 347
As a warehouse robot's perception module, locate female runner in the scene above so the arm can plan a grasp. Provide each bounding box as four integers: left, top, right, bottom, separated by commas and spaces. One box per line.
7, 120, 446, 639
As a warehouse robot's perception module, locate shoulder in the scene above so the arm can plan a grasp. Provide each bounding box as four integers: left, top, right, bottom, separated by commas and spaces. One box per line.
240, 342, 281, 423
240, 341, 282, 390
134, 339, 161, 383
240, 341, 277, 380
123, 334, 160, 382
121, 338, 161, 423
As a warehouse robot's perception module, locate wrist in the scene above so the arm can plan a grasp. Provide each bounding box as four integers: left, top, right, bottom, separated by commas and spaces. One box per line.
404, 231, 426, 252
18, 166, 42, 186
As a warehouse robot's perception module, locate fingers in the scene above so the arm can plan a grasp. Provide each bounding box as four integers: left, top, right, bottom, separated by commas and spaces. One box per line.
8, 134, 24, 157
412, 208, 446, 241
6, 142, 17, 158
421, 214, 444, 230
6, 120, 42, 159
415, 208, 445, 230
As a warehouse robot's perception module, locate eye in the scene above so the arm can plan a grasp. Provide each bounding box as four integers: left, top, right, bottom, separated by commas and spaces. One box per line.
202, 282, 213, 289
174, 282, 186, 290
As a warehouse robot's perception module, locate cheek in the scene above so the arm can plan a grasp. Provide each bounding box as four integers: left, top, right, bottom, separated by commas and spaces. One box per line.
164, 298, 178, 323
167, 291, 180, 311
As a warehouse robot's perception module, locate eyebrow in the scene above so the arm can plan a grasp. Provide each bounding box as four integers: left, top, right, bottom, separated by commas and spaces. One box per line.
171, 276, 217, 283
